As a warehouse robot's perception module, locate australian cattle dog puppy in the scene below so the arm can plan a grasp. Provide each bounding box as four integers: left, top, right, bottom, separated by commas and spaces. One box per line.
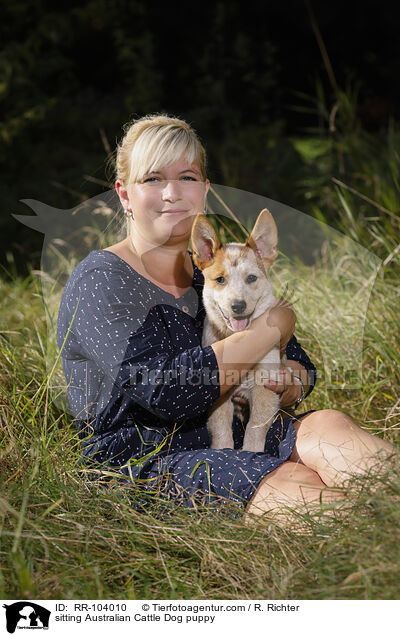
191, 209, 287, 452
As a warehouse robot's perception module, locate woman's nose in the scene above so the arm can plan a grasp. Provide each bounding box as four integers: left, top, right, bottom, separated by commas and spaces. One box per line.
161, 180, 182, 201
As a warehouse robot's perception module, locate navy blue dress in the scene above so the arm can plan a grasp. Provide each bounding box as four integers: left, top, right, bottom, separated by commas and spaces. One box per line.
57, 249, 317, 515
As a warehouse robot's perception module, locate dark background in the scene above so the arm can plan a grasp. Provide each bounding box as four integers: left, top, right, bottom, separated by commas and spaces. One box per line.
1, 0, 399, 278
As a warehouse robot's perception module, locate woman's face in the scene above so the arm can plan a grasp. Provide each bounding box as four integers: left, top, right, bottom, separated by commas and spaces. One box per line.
117, 156, 210, 247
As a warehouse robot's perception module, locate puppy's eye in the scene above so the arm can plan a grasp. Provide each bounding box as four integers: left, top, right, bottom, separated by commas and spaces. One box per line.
215, 276, 226, 285
247, 274, 258, 283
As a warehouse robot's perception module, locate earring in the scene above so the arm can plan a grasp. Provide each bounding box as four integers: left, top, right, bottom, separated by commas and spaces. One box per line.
124, 208, 134, 219
204, 208, 207, 215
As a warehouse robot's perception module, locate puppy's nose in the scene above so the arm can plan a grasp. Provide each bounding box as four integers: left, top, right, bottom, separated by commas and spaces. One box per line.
231, 300, 247, 314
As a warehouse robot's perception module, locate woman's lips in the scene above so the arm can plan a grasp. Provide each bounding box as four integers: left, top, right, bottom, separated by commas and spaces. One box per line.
160, 209, 189, 215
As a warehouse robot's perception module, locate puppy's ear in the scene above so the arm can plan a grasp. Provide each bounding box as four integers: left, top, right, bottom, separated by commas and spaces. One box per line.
191, 213, 221, 269
246, 208, 278, 267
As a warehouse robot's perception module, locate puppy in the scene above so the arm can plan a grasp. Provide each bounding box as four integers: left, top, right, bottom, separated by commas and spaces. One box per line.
191, 208, 285, 452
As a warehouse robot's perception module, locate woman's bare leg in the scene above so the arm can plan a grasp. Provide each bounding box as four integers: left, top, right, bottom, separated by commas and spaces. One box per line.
290, 409, 396, 488
243, 460, 344, 526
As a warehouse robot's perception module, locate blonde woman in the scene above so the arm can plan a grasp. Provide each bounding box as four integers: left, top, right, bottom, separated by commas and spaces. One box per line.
57, 113, 395, 523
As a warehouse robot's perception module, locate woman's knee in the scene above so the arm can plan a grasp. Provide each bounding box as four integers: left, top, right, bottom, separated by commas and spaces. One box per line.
246, 461, 326, 508
296, 408, 356, 435
291, 408, 393, 484
267, 460, 321, 483
292, 409, 362, 451
244, 460, 342, 520
290, 409, 357, 470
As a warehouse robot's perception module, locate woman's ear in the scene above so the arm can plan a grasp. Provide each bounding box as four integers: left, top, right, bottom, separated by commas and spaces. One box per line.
115, 180, 130, 208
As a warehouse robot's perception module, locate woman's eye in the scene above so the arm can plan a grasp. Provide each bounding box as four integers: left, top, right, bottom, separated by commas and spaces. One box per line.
142, 176, 197, 183
247, 274, 257, 283
215, 276, 226, 285
143, 177, 158, 183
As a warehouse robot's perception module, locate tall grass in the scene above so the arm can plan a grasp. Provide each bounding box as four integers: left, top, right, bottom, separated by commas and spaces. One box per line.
1, 93, 400, 600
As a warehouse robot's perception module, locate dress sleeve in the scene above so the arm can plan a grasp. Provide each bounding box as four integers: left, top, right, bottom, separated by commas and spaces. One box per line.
58, 264, 221, 424
284, 334, 317, 398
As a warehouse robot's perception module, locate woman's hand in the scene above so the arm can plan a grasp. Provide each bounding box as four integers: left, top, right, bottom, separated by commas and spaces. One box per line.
232, 363, 302, 413
267, 299, 296, 354
263, 363, 302, 408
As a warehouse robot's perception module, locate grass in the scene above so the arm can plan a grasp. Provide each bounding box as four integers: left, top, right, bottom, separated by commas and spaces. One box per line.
1, 93, 400, 600
1, 225, 399, 600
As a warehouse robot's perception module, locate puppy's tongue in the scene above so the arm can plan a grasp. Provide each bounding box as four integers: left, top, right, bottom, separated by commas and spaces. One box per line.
229, 317, 249, 331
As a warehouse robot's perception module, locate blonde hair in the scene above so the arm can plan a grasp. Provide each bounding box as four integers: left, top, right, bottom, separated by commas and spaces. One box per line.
115, 113, 207, 186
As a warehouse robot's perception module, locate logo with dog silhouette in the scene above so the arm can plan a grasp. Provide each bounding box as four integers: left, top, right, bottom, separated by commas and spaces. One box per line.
3, 602, 51, 633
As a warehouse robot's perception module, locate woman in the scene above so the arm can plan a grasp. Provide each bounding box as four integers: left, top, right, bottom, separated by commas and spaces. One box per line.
57, 113, 395, 524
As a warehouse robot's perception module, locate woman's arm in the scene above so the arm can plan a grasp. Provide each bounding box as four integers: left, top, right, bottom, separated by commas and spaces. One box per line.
57, 263, 222, 425
211, 303, 296, 396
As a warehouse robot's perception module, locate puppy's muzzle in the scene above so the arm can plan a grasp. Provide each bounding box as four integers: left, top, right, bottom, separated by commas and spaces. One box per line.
231, 299, 247, 314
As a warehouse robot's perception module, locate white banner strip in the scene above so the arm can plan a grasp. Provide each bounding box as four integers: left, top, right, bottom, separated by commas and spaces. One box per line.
2, 599, 399, 635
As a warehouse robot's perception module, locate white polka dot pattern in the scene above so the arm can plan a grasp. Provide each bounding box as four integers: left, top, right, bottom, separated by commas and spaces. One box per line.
56, 249, 317, 508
